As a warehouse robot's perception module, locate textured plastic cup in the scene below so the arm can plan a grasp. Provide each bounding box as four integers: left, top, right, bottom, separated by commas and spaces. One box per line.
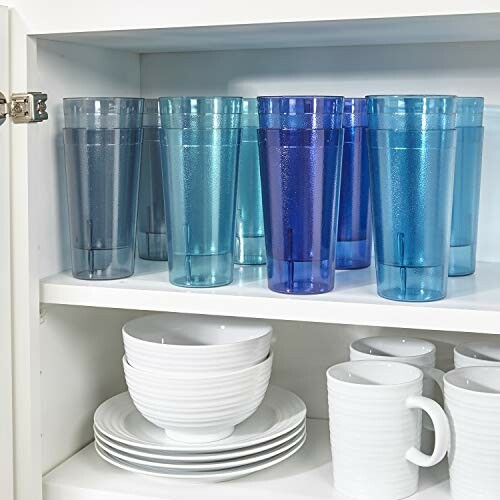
258, 96, 344, 294
336, 98, 371, 269
235, 98, 266, 265
367, 95, 457, 302
63, 97, 144, 280
449, 97, 484, 276
138, 99, 168, 261
159, 97, 242, 288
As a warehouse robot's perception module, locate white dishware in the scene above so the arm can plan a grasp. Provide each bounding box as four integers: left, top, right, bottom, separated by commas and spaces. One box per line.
122, 352, 273, 443
92, 418, 306, 461
445, 366, 500, 500
123, 313, 272, 372
327, 361, 450, 500
94, 425, 306, 471
94, 385, 306, 452
94, 433, 306, 483
454, 340, 500, 368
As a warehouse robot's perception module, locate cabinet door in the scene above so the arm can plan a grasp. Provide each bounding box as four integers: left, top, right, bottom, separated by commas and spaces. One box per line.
0, 5, 14, 500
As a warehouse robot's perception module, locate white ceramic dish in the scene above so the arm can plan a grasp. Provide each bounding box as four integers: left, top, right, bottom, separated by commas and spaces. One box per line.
123, 353, 273, 442
94, 425, 306, 470
92, 419, 306, 462
454, 341, 500, 368
123, 313, 272, 373
94, 385, 306, 452
94, 433, 306, 482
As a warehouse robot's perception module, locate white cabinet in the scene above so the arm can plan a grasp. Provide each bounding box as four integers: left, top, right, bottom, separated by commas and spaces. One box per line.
3, 2, 500, 500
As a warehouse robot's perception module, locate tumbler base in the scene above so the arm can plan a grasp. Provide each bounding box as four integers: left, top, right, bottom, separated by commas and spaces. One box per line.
138, 231, 168, 261
169, 252, 233, 288
376, 263, 446, 302
336, 239, 371, 270
267, 258, 334, 295
234, 235, 266, 265
449, 244, 475, 277
71, 247, 135, 281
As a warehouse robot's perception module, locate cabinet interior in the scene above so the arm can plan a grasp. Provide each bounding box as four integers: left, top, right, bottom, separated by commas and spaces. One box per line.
26, 33, 500, 486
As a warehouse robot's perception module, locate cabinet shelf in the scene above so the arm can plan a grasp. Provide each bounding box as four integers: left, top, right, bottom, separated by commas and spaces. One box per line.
40, 260, 500, 334
43, 418, 451, 500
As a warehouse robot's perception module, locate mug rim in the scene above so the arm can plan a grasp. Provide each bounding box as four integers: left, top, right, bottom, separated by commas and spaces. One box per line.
326, 360, 423, 388
350, 336, 436, 359
444, 366, 500, 396
454, 341, 500, 363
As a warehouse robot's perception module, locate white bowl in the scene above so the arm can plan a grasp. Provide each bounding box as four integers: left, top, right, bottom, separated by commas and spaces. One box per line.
123, 313, 272, 373
123, 352, 273, 443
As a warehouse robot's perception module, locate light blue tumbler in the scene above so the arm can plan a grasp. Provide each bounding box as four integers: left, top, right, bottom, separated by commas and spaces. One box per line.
367, 95, 457, 302
159, 97, 242, 287
235, 98, 266, 265
138, 99, 168, 261
449, 97, 484, 276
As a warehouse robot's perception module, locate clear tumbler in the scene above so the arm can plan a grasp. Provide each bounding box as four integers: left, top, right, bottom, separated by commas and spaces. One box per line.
449, 97, 484, 276
367, 95, 457, 302
159, 97, 242, 287
137, 99, 168, 261
63, 97, 144, 280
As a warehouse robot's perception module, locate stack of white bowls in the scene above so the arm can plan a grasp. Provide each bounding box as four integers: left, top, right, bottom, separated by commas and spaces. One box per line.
121, 313, 273, 443
93, 313, 307, 482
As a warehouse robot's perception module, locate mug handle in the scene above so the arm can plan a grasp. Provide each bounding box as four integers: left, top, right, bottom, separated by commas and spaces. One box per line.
404, 395, 450, 467
421, 366, 445, 394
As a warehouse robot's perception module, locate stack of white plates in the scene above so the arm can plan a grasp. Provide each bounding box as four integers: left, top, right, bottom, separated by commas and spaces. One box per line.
93, 385, 307, 482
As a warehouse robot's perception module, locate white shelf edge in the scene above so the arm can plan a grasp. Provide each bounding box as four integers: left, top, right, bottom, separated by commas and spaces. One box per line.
42, 418, 451, 500
40, 261, 500, 334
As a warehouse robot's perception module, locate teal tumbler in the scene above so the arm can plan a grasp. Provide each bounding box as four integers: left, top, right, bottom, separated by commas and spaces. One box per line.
159, 97, 242, 287
235, 98, 266, 265
449, 97, 484, 277
367, 95, 457, 302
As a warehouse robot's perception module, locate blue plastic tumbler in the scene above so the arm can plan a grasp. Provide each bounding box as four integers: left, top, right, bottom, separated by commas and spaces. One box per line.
235, 98, 266, 265
258, 96, 344, 294
138, 99, 168, 261
63, 97, 144, 280
159, 97, 242, 288
449, 97, 484, 277
367, 95, 457, 302
336, 98, 372, 270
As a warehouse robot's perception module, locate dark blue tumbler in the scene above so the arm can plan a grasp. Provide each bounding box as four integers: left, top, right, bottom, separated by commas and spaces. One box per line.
258, 96, 344, 295
367, 95, 457, 302
449, 97, 484, 277
336, 98, 371, 270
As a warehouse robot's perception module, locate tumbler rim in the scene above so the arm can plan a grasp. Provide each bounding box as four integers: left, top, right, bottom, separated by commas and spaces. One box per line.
159, 97, 243, 115
63, 97, 145, 116
257, 96, 344, 117
366, 95, 457, 114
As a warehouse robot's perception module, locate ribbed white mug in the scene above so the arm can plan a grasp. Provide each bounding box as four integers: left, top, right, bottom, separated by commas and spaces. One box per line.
454, 341, 500, 368
327, 361, 450, 500
445, 367, 500, 500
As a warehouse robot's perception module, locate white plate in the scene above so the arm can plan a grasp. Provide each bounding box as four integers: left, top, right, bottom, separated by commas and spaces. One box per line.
94, 433, 306, 482
93, 418, 306, 461
94, 385, 306, 452
95, 426, 306, 470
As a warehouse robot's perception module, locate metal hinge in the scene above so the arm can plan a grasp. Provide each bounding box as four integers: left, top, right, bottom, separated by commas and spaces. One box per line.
0, 91, 48, 125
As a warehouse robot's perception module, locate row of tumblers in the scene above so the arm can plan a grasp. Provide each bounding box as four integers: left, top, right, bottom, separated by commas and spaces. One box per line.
62, 95, 483, 302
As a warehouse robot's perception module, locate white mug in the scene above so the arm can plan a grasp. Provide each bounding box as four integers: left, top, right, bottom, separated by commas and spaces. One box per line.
327, 361, 450, 500
454, 341, 500, 368
445, 367, 500, 500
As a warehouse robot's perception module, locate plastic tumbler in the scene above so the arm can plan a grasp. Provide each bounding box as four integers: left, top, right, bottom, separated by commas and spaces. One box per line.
258, 96, 344, 295
234, 98, 266, 265
63, 97, 144, 280
367, 95, 457, 302
159, 97, 242, 288
336, 98, 371, 270
137, 99, 168, 261
449, 97, 484, 276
